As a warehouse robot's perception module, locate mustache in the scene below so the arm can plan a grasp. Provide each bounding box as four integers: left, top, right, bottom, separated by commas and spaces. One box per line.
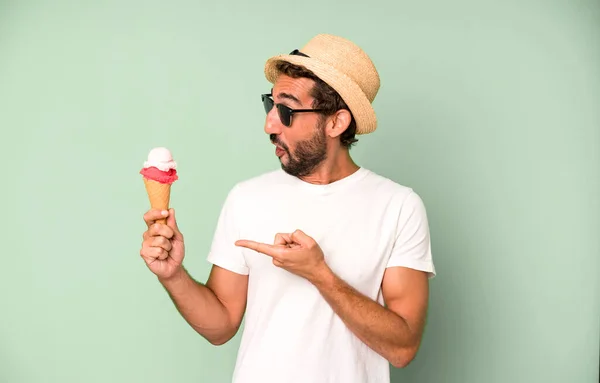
270, 134, 289, 151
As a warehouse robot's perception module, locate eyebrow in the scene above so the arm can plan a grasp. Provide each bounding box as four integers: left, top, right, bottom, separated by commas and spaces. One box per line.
275, 92, 302, 107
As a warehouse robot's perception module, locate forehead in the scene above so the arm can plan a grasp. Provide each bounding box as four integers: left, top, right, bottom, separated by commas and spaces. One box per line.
272, 74, 316, 103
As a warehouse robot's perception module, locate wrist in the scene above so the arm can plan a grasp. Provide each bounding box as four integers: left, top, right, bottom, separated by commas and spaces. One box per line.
158, 265, 187, 286
310, 262, 335, 289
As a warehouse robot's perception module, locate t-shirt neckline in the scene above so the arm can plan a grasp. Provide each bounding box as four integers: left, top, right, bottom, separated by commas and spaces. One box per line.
282, 167, 370, 195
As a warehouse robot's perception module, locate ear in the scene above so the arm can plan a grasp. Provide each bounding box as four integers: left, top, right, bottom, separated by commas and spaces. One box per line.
326, 109, 352, 139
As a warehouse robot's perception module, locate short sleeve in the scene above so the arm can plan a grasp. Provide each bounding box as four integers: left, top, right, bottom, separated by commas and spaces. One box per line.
206, 184, 249, 275
386, 191, 436, 278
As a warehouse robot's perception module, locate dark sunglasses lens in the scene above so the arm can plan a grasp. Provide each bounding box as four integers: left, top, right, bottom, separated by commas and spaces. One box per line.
262, 97, 272, 115
276, 104, 292, 126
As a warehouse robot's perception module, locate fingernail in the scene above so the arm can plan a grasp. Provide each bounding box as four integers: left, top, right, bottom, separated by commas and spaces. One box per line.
161, 210, 168, 216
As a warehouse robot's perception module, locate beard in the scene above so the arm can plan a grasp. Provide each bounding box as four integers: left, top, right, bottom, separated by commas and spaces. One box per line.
270, 119, 327, 178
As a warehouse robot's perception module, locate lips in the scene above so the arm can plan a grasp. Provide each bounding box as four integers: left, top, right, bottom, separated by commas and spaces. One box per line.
275, 146, 285, 157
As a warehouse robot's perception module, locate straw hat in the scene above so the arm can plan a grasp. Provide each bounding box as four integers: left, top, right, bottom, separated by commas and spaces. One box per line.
264, 34, 380, 135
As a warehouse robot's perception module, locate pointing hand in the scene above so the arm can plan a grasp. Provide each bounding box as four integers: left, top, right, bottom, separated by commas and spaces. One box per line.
235, 229, 329, 283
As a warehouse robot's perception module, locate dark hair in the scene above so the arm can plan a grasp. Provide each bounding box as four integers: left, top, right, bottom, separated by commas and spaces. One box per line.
275, 61, 358, 148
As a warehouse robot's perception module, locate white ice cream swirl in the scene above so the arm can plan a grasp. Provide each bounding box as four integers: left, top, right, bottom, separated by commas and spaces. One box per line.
143, 147, 177, 172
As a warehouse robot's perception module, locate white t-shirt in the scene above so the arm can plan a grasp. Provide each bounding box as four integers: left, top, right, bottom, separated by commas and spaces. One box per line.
206, 167, 435, 383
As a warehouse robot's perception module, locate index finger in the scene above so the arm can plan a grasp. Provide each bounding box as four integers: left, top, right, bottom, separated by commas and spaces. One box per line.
235, 240, 284, 258
143, 209, 169, 227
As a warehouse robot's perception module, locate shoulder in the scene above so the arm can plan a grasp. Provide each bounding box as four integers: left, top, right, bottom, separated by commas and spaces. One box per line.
361, 168, 417, 198
224, 169, 288, 200
236, 168, 288, 190
359, 168, 429, 215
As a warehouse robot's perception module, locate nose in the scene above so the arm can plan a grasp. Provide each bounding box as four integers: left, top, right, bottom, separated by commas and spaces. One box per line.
264, 106, 283, 135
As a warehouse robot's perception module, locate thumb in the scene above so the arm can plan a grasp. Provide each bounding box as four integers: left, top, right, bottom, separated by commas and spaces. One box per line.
291, 229, 312, 246
274, 233, 293, 246
167, 208, 183, 240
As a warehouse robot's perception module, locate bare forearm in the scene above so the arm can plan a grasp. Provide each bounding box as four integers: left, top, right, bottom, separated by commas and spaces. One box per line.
158, 267, 236, 345
312, 267, 419, 368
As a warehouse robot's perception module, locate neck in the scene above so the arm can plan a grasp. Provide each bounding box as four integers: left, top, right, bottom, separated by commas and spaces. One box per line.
298, 149, 360, 185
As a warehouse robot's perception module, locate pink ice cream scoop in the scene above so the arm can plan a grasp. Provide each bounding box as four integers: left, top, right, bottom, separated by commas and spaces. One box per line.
139, 147, 179, 184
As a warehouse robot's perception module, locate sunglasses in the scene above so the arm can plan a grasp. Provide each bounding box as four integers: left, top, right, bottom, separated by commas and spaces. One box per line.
261, 93, 325, 127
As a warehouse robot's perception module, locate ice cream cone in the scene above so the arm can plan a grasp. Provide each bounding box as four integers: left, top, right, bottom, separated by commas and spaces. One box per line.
140, 147, 178, 224
143, 177, 171, 224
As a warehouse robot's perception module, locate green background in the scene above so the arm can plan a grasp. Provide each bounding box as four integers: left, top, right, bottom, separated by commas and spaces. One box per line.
1, 0, 599, 382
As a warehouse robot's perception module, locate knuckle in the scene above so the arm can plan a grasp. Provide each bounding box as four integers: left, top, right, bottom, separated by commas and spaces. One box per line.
160, 237, 171, 249
140, 248, 151, 258
150, 224, 162, 236
143, 211, 156, 223
153, 236, 165, 247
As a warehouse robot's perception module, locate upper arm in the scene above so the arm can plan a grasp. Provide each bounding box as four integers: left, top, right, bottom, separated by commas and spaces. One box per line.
205, 265, 249, 331
382, 189, 435, 347
204, 184, 250, 330
381, 266, 430, 350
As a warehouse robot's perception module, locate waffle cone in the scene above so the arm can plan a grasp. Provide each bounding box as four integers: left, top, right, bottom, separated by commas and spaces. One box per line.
143, 178, 171, 224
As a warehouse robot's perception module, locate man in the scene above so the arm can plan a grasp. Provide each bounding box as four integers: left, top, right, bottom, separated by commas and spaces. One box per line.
140, 34, 436, 382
